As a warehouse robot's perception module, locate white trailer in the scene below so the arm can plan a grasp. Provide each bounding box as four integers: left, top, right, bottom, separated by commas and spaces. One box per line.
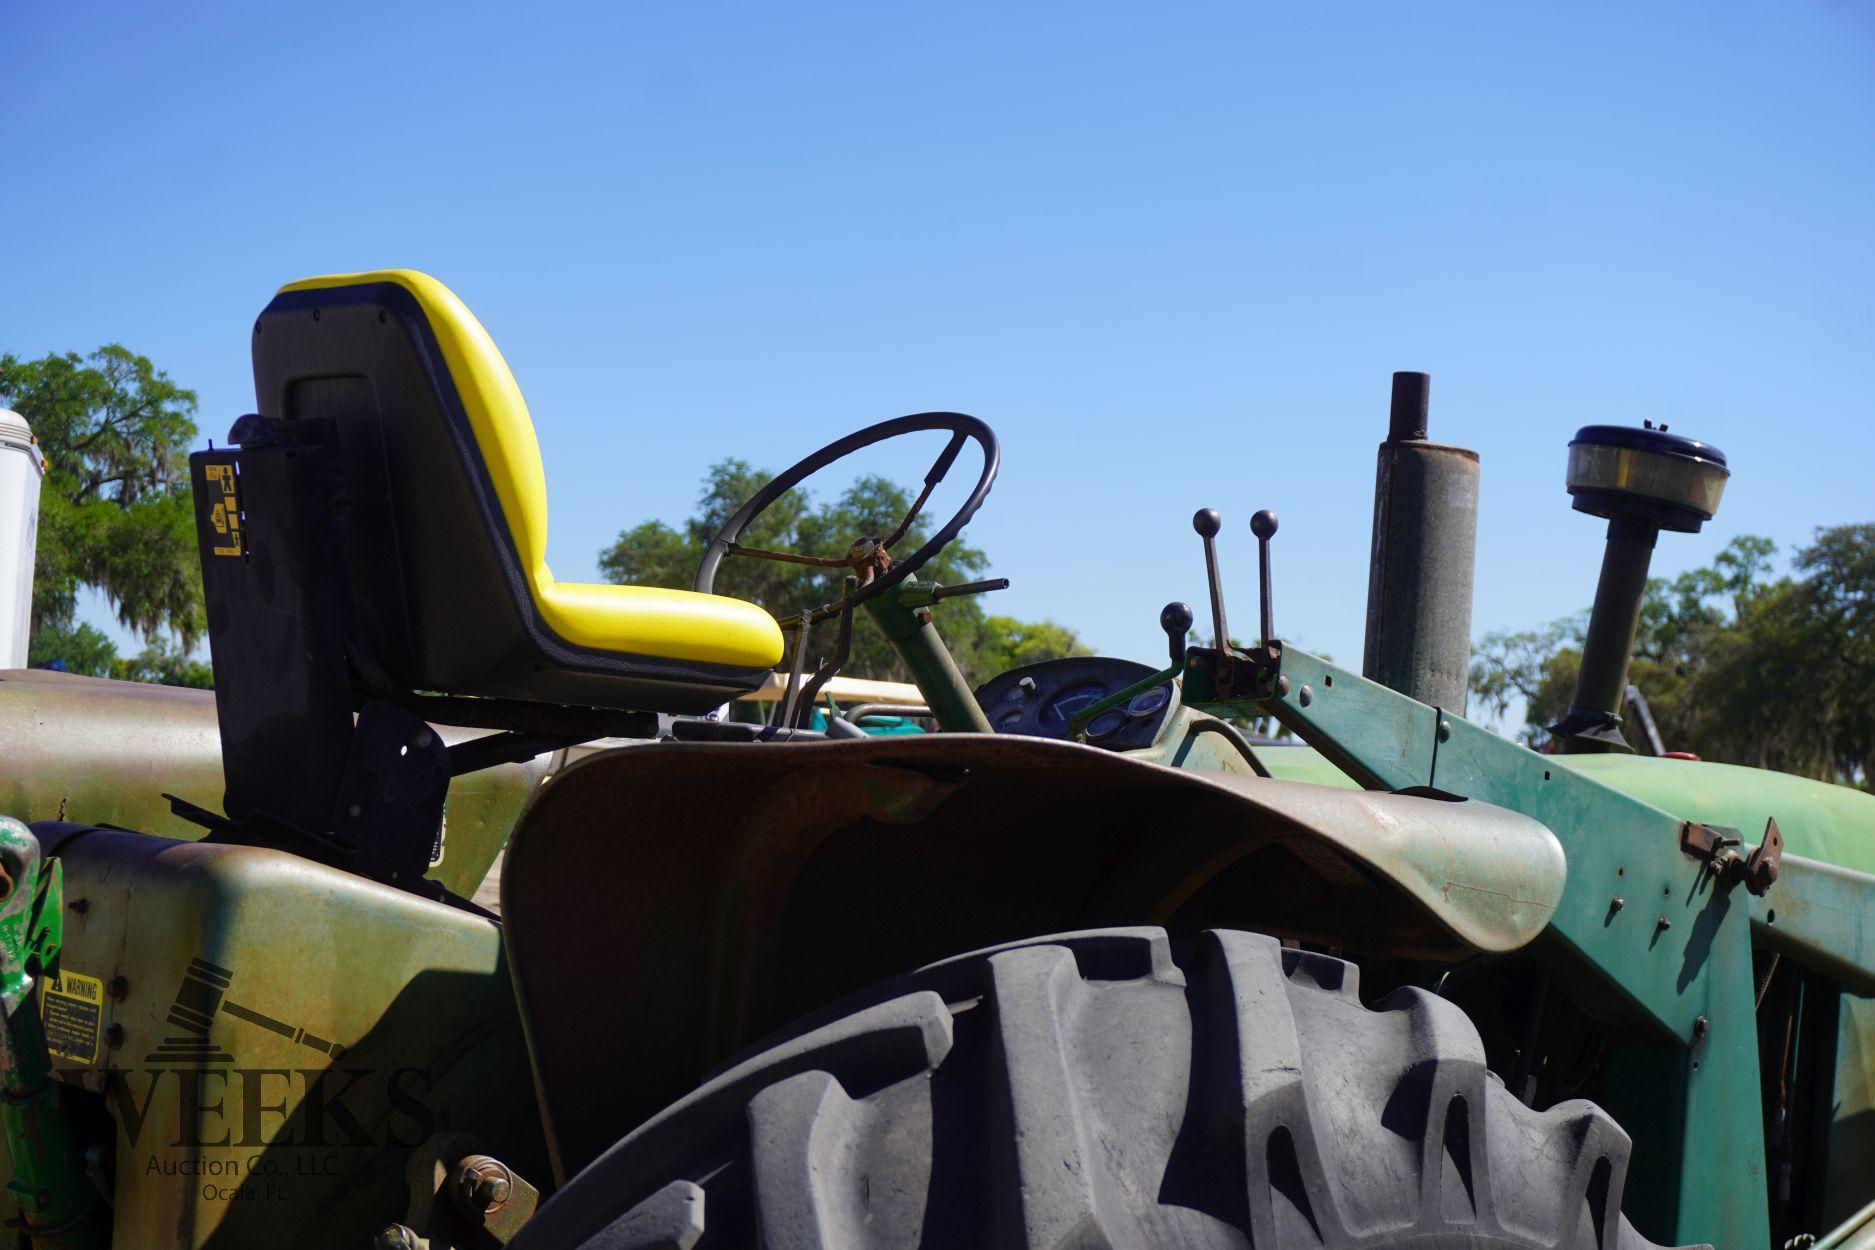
0, 409, 46, 668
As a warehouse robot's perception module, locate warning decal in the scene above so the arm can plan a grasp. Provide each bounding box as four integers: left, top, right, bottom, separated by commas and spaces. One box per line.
43, 969, 104, 1064
203, 462, 244, 557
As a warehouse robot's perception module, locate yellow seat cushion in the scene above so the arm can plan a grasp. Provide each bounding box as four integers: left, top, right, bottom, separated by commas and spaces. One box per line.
280, 270, 785, 671
535, 578, 783, 670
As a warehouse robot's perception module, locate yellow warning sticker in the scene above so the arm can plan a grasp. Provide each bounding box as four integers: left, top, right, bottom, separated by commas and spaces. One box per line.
204, 461, 244, 557
43, 969, 105, 1064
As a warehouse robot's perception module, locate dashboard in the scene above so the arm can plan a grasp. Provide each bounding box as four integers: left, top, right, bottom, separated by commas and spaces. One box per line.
974, 657, 1174, 750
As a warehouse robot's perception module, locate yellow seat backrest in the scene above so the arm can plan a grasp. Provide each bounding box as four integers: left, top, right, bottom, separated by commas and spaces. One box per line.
278, 270, 783, 672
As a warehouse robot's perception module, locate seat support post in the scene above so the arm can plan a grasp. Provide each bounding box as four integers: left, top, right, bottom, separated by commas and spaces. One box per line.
187, 419, 454, 897
191, 424, 357, 837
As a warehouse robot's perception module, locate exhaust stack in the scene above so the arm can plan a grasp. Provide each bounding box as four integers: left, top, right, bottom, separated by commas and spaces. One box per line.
1550, 423, 1728, 753
0, 410, 47, 669
1362, 373, 1480, 714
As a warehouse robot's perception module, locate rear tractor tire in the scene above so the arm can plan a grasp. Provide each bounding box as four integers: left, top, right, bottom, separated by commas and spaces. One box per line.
517, 928, 1692, 1250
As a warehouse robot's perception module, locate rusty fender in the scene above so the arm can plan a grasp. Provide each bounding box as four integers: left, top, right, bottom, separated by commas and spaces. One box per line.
502, 734, 1564, 1176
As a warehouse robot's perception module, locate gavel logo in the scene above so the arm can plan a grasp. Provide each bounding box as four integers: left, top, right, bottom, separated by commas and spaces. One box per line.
145, 957, 346, 1066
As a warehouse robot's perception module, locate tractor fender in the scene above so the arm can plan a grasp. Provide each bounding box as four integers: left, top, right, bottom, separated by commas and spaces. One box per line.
501, 734, 1564, 1180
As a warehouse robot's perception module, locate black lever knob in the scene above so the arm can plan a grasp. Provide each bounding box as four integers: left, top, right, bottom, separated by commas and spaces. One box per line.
1192, 509, 1231, 653
1250, 510, 1278, 646
1159, 602, 1193, 667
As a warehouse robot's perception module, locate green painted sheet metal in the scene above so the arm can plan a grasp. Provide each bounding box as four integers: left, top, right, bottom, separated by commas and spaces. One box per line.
1826, 995, 1875, 1232
1240, 728, 1875, 889
1253, 743, 1363, 789
15, 824, 548, 1247
0, 669, 546, 898
1192, 646, 1772, 1246
1748, 853, 1875, 998
1560, 754, 1875, 876
1198, 649, 1745, 1038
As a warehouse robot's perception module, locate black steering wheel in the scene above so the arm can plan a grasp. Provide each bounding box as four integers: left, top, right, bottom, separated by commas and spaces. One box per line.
695, 412, 999, 627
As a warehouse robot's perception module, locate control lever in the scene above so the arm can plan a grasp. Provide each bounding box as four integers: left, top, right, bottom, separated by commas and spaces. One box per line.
1250, 509, 1278, 650
1068, 600, 1194, 744
1192, 509, 1231, 652
1179, 506, 1285, 706
896, 577, 1011, 609
1160, 601, 1193, 668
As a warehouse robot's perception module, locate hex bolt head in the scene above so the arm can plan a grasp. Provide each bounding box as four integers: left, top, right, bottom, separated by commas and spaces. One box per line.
452, 1155, 514, 1217
1609, 896, 1625, 914
1692, 1015, 1710, 1043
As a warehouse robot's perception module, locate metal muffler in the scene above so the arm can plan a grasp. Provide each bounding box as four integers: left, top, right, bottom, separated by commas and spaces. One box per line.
1362, 372, 1480, 714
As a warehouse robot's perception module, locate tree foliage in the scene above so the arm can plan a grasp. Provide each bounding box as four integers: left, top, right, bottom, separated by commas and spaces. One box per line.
24, 620, 119, 678
0, 345, 204, 673
110, 636, 215, 688
1469, 528, 1874, 787
600, 459, 1087, 683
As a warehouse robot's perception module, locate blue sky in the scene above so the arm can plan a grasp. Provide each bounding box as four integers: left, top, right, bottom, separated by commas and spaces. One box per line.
4, 2, 1870, 720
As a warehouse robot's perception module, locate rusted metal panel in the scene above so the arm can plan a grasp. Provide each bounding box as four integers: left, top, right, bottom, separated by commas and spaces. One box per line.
5, 825, 545, 1248
500, 734, 1565, 1177
0, 669, 547, 898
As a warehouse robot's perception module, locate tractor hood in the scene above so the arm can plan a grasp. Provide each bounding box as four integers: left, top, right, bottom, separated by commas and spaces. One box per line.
501, 733, 1564, 1177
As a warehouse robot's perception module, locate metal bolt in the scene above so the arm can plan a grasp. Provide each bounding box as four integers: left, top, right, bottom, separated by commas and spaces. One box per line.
1298, 684, 1313, 708
1017, 676, 1037, 697
372, 1226, 419, 1250
105, 1024, 124, 1050
1692, 1015, 1709, 1043
452, 1155, 514, 1217
1609, 896, 1625, 914
347, 803, 363, 819
1437, 719, 1452, 742
1655, 915, 1672, 932
1276, 676, 1290, 698
107, 976, 128, 1000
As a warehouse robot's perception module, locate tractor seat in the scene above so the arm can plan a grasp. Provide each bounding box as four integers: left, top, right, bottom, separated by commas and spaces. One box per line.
250, 270, 784, 714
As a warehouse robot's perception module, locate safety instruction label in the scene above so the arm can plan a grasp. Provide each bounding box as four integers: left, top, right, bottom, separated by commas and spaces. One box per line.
43, 969, 104, 1064
203, 461, 244, 557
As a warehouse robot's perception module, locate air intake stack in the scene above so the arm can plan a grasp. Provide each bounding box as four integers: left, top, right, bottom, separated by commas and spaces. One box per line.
1550, 423, 1729, 753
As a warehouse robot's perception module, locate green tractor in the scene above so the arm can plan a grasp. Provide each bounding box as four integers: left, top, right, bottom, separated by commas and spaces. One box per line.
0, 271, 1870, 1250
